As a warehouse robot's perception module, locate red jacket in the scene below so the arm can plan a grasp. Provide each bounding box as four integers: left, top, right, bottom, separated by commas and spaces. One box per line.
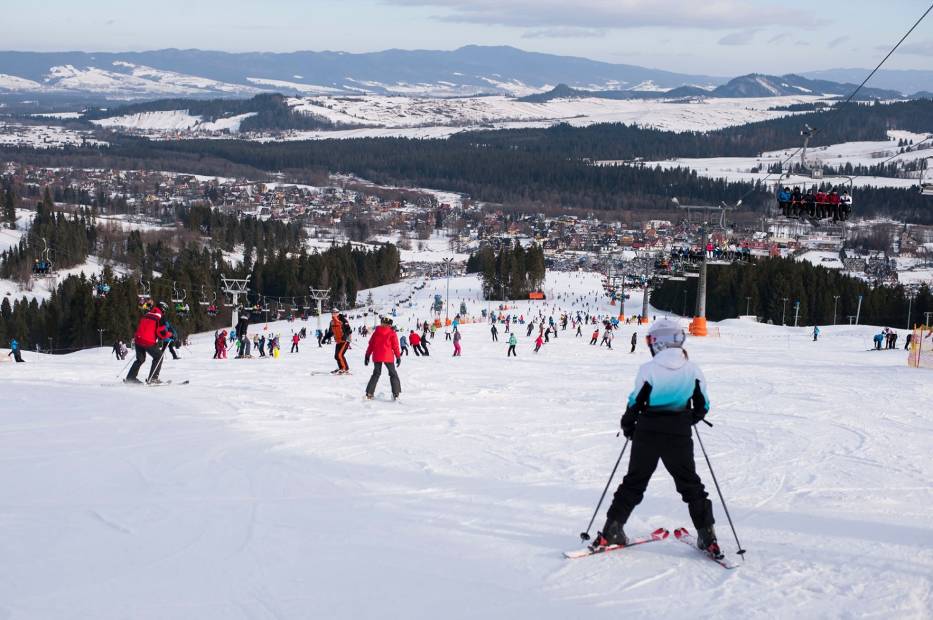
366, 326, 401, 363
292, 334, 300, 344
409, 332, 421, 346
135, 308, 168, 348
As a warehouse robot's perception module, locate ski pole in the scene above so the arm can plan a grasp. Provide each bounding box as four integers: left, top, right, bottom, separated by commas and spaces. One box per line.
115, 356, 134, 379
693, 426, 747, 559
145, 346, 168, 384
579, 437, 629, 542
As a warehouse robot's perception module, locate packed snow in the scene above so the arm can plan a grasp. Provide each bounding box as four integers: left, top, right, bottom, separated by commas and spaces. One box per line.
1, 270, 931, 618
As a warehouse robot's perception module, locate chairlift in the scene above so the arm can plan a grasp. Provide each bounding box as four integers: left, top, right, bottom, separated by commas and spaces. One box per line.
31, 238, 55, 279
171, 281, 189, 316
921, 158, 933, 196
774, 125, 854, 222
137, 276, 152, 311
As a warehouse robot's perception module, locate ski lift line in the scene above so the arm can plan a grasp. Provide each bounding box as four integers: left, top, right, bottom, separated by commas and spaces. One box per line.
839, 2, 933, 107
734, 3, 933, 204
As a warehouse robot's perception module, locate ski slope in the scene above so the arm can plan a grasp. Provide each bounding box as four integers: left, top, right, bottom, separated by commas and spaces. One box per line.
1, 271, 931, 619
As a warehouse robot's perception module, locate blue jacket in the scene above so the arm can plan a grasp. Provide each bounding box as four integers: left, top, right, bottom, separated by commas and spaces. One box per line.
10, 339, 18, 351
778, 189, 791, 202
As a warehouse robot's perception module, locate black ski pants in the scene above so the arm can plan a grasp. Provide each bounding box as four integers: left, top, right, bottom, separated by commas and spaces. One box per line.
365, 361, 401, 397
607, 430, 714, 529
127, 344, 163, 381
507, 345, 516, 357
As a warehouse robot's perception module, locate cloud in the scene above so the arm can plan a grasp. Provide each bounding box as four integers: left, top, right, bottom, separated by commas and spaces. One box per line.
522, 27, 607, 39
827, 35, 848, 48
718, 30, 759, 46
385, 0, 819, 30
900, 39, 933, 56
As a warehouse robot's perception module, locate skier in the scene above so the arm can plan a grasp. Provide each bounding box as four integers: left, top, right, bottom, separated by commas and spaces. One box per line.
409, 330, 422, 356
812, 326, 820, 342
364, 317, 402, 400
162, 320, 180, 360
291, 332, 300, 353
576, 324, 582, 338
595, 319, 719, 556
445, 324, 452, 341
125, 303, 170, 384
491, 323, 499, 342
590, 328, 599, 346
534, 333, 543, 353
111, 340, 122, 360
331, 310, 351, 374
399, 333, 410, 356
630, 332, 638, 353
236, 309, 249, 340
507, 332, 517, 357
452, 328, 462, 356
8, 338, 24, 362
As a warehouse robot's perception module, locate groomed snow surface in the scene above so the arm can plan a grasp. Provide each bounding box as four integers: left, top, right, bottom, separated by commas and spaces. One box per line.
1, 271, 931, 619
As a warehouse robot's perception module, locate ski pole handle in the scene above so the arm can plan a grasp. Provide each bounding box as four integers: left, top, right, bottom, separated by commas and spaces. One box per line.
702, 419, 713, 427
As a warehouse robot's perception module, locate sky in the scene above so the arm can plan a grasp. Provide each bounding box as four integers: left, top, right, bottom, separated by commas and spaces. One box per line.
3, 0, 933, 76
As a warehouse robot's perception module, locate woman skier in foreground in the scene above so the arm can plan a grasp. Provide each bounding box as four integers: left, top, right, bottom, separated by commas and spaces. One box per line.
595, 319, 719, 556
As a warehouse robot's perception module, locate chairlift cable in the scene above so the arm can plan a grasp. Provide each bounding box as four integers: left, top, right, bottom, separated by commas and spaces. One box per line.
735, 2, 933, 204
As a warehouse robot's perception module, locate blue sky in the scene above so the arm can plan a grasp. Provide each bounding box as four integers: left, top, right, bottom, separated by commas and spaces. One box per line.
5, 0, 933, 75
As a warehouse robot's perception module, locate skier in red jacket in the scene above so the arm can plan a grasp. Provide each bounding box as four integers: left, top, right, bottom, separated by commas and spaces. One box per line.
126, 303, 170, 384
409, 330, 422, 356
365, 317, 402, 400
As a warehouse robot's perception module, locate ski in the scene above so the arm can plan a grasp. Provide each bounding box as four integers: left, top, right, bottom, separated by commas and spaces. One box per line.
672, 527, 739, 569
311, 371, 353, 376
147, 379, 189, 386
563, 527, 669, 559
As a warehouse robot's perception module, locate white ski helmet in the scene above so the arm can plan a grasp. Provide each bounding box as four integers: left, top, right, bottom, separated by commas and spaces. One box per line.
646, 318, 686, 355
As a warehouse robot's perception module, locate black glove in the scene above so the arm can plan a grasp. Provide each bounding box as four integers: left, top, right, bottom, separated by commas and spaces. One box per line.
620, 382, 652, 439
364, 355, 370, 366
620, 406, 637, 438
396, 357, 401, 368
689, 379, 707, 425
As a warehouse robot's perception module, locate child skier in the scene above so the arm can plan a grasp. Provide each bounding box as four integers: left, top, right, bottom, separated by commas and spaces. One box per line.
507, 332, 517, 357
595, 319, 720, 557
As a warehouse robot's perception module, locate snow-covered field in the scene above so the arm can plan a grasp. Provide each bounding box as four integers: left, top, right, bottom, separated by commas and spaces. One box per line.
611, 130, 932, 190
91, 110, 258, 136
84, 95, 820, 141
0, 122, 108, 149
285, 94, 818, 134
1, 271, 931, 619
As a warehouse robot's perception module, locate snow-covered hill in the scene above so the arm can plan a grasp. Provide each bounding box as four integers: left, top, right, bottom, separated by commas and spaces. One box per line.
1, 271, 930, 618
605, 129, 933, 190
277, 94, 820, 139
91, 110, 257, 134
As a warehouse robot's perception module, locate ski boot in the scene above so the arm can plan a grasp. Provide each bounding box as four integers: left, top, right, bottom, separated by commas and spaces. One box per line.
696, 525, 723, 559
365, 393, 374, 400
593, 519, 628, 549
123, 377, 142, 385
147, 378, 163, 385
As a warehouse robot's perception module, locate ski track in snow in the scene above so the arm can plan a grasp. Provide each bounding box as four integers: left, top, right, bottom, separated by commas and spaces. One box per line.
0, 271, 931, 619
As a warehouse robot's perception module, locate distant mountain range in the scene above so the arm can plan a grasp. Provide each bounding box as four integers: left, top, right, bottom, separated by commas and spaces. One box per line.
0, 46, 925, 102
520, 74, 901, 102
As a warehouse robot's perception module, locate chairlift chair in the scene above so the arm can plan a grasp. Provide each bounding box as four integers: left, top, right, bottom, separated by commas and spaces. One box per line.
921, 158, 933, 196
